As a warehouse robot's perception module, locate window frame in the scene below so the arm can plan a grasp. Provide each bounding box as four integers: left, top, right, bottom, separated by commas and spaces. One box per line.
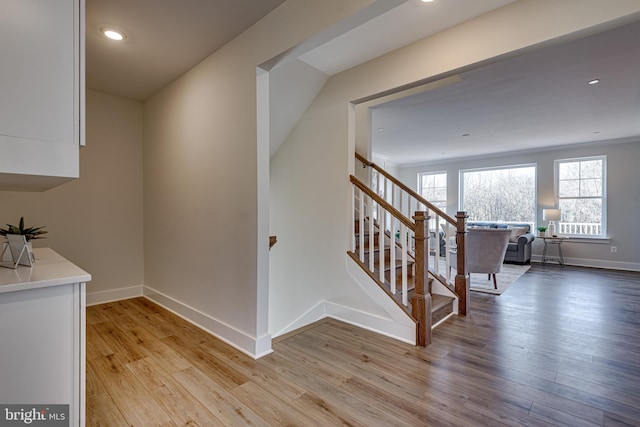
417, 171, 447, 213
554, 155, 607, 238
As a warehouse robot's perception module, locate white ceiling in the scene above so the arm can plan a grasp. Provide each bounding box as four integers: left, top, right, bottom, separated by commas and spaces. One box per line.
85, 0, 640, 166
86, 0, 519, 158
370, 19, 640, 166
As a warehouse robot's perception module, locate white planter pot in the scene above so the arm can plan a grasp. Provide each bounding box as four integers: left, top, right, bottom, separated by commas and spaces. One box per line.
5, 234, 34, 266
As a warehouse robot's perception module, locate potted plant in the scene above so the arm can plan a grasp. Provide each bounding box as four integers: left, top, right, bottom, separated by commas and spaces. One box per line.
0, 217, 47, 266
537, 226, 547, 237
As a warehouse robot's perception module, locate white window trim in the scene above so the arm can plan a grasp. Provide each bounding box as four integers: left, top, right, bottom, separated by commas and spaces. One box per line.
554, 155, 607, 238
417, 171, 447, 210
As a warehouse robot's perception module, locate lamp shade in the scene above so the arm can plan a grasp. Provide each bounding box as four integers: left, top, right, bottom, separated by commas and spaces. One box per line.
543, 208, 561, 221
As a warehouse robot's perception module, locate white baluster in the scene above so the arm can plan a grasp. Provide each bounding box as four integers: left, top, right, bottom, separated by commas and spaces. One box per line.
401, 223, 408, 307
390, 216, 397, 295
392, 183, 397, 213
359, 189, 365, 263
379, 207, 385, 283
351, 185, 356, 253
369, 197, 375, 273
434, 215, 440, 276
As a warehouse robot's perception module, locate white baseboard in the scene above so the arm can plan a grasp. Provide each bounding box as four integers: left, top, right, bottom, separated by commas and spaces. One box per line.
531, 255, 640, 271
86, 285, 143, 306
272, 301, 327, 338
143, 286, 272, 359
271, 300, 415, 345
271, 256, 418, 344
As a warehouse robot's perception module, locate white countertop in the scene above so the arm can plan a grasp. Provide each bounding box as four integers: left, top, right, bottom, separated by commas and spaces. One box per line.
0, 248, 91, 294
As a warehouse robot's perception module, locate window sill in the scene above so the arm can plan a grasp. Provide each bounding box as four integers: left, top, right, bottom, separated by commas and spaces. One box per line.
561, 236, 610, 244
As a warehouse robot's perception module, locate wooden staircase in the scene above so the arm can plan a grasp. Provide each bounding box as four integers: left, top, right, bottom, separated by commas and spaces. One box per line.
350, 153, 470, 347
351, 220, 455, 331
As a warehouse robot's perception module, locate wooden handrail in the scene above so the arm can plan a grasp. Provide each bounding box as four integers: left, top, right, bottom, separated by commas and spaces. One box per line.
355, 152, 455, 225
350, 175, 414, 231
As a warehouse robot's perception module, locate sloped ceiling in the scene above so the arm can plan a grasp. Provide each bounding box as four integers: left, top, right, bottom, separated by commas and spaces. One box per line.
266, 0, 516, 157
86, 0, 286, 101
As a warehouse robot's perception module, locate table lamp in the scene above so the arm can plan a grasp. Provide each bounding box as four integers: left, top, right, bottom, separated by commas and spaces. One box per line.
543, 208, 561, 237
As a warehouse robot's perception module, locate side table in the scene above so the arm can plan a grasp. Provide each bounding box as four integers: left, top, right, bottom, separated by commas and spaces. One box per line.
541, 236, 566, 266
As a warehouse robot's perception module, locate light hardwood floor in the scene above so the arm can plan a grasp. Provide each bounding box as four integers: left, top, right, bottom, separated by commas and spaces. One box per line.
87, 264, 640, 426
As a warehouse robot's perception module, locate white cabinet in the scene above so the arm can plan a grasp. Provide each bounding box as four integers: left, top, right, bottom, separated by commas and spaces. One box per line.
0, 0, 84, 191
0, 249, 90, 427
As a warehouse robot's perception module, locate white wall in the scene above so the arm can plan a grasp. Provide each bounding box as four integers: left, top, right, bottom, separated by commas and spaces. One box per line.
0, 91, 145, 301
269, 0, 640, 338
398, 140, 640, 271
269, 59, 329, 158
142, 0, 374, 358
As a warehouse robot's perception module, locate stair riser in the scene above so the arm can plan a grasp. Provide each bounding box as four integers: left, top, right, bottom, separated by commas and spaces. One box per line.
371, 248, 392, 263
359, 252, 415, 281
384, 265, 414, 282
362, 250, 411, 267
432, 301, 454, 325
356, 234, 381, 248
359, 247, 407, 264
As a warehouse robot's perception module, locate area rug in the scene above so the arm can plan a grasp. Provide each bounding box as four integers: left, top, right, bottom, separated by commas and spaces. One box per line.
433, 260, 530, 295
468, 264, 531, 295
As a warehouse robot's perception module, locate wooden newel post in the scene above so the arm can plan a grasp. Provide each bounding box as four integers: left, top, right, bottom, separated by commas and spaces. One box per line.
455, 211, 469, 316
412, 211, 432, 347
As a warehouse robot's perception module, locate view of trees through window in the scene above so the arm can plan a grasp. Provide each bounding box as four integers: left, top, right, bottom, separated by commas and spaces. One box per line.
556, 157, 605, 236
461, 165, 536, 224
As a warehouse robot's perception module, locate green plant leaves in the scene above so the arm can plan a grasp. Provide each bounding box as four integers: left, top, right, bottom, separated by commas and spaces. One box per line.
0, 217, 48, 241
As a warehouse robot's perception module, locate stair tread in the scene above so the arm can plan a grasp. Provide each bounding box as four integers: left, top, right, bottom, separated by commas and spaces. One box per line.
431, 294, 455, 312
355, 244, 393, 251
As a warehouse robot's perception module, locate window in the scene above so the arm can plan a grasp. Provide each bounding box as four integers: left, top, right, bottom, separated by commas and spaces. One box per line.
418, 172, 447, 212
460, 165, 536, 225
555, 156, 606, 237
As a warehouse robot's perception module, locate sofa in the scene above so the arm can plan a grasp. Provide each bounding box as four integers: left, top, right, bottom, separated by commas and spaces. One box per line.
439, 221, 535, 264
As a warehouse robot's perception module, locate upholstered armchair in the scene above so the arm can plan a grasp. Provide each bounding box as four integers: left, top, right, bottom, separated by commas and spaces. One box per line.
451, 228, 512, 289
440, 222, 457, 254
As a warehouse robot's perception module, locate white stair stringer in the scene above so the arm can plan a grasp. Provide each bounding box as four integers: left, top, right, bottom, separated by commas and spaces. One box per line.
344, 254, 416, 344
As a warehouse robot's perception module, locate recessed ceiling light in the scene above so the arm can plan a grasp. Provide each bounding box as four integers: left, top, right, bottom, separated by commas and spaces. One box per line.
588, 78, 600, 85
421, 0, 435, 3
101, 27, 126, 41
462, 133, 471, 137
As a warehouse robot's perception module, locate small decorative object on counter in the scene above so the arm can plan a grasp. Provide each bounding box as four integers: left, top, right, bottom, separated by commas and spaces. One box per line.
0, 217, 47, 268
537, 226, 547, 237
